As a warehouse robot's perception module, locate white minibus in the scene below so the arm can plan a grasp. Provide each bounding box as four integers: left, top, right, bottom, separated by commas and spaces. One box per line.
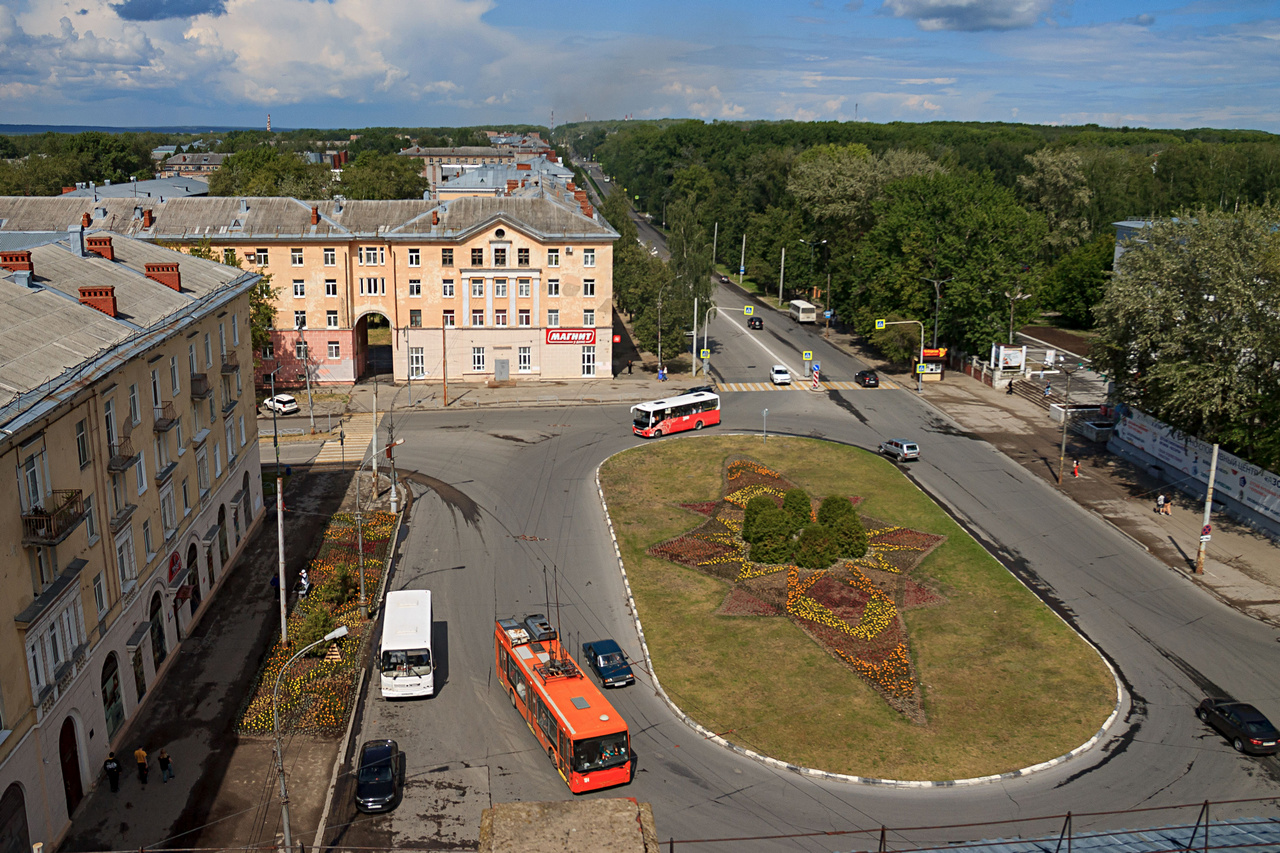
379, 589, 434, 698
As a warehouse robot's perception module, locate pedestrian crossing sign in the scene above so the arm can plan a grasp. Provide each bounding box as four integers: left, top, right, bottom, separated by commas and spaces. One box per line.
701, 349, 710, 359
875, 319, 886, 330
803, 351, 813, 361
744, 306, 754, 316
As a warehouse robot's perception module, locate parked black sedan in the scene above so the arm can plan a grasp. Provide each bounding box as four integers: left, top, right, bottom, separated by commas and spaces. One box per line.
582, 639, 635, 687
855, 370, 879, 388
1197, 699, 1279, 754
354, 739, 403, 812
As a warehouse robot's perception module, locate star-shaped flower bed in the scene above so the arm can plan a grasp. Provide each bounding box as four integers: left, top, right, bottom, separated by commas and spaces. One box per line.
650, 458, 946, 721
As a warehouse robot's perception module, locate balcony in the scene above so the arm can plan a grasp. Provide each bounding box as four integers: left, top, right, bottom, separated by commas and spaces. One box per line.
222, 396, 239, 415
108, 502, 137, 534
107, 433, 138, 472
190, 373, 212, 400
220, 349, 239, 374
21, 490, 86, 545
153, 401, 178, 431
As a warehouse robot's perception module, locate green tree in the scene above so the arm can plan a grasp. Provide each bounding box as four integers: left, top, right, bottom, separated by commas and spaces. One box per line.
318, 564, 359, 608
817, 495, 853, 526
209, 147, 331, 198
782, 488, 812, 528
184, 239, 278, 365
788, 145, 941, 240
830, 512, 868, 559
1094, 206, 1280, 468
340, 151, 429, 200
1017, 148, 1094, 258
794, 523, 839, 570
1044, 232, 1114, 328
749, 507, 795, 564
294, 608, 337, 657
742, 495, 778, 544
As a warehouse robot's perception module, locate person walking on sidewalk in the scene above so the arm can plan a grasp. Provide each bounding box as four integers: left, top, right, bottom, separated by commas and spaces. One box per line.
1156, 494, 1166, 515
103, 752, 121, 792
1162, 495, 1173, 515
1007, 380, 1015, 396
134, 746, 149, 785
1043, 383, 1052, 398
1073, 460, 1080, 478
158, 748, 175, 783
627, 359, 633, 375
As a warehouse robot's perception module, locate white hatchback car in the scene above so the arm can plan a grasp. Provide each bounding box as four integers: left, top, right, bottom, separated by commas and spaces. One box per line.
263, 394, 300, 415
770, 365, 792, 385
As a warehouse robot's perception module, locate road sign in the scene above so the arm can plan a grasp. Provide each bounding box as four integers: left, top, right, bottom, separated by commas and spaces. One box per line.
612, 334, 622, 343
812, 362, 820, 374
824, 310, 833, 318
1201, 524, 1212, 536
743, 305, 754, 316
875, 319, 886, 330
739, 267, 746, 275
700, 348, 710, 359
915, 363, 927, 373
803, 351, 813, 361
1199, 534, 1212, 543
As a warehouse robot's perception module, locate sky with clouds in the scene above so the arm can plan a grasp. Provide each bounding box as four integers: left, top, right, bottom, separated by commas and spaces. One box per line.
1, 0, 1277, 132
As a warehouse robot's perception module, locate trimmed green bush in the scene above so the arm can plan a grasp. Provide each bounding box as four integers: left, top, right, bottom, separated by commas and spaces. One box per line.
750, 506, 795, 564
817, 495, 854, 526
831, 512, 869, 559
317, 564, 358, 607
782, 488, 812, 528
795, 523, 839, 569
294, 608, 337, 657
742, 495, 778, 544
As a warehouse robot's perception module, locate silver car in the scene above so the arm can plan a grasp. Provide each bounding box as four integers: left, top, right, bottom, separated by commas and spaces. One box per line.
879, 438, 920, 462
770, 365, 792, 385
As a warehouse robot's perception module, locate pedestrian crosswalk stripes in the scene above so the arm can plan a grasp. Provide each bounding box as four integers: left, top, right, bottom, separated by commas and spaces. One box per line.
312, 417, 377, 466
715, 380, 901, 392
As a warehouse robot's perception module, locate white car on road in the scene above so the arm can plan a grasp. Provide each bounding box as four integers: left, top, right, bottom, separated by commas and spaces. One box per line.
262, 394, 300, 415
770, 365, 792, 385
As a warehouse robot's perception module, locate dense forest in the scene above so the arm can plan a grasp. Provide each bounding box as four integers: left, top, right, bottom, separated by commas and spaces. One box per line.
555, 118, 1280, 469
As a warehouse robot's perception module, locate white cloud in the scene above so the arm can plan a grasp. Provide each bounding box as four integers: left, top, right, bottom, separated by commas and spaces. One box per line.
879, 0, 1052, 31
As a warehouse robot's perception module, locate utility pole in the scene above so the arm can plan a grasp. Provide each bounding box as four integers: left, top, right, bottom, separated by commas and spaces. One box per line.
692, 297, 698, 377
303, 356, 315, 434
441, 324, 448, 407
738, 234, 746, 287
371, 371, 378, 499
712, 222, 718, 273
778, 247, 785, 304
1195, 444, 1220, 574
824, 273, 831, 339
268, 367, 287, 646
1055, 367, 1076, 485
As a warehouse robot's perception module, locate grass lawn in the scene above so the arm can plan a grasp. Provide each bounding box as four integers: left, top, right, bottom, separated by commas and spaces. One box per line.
600, 435, 1114, 781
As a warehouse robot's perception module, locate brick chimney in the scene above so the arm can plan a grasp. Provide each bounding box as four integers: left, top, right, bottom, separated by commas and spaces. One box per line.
86, 235, 115, 261
62, 186, 75, 194
142, 209, 153, 228
581, 202, 594, 218
81, 212, 91, 228
311, 206, 320, 225
0, 250, 33, 272
516, 163, 531, 171
145, 262, 181, 291
79, 285, 118, 317
506, 180, 518, 193
567, 181, 576, 191
432, 210, 439, 226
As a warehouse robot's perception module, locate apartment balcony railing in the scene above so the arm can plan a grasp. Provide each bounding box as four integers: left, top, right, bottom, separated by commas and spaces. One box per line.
190, 373, 212, 400
107, 433, 137, 472
220, 350, 239, 374
21, 489, 86, 545
153, 401, 178, 431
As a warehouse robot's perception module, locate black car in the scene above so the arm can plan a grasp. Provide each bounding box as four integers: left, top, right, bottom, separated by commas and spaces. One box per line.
1197, 699, 1279, 754
582, 639, 635, 687
354, 739, 403, 812
855, 370, 879, 388
718, 274, 731, 284
748, 316, 763, 330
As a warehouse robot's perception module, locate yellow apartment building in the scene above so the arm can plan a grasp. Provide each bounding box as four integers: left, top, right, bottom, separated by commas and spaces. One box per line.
0, 232, 264, 849
0, 192, 618, 391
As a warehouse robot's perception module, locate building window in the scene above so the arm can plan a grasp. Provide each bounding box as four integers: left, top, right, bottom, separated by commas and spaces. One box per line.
547, 279, 559, 297
583, 279, 596, 297
547, 249, 559, 267
293, 280, 305, 298
223, 248, 238, 265
442, 279, 455, 298
143, 518, 155, 559
409, 347, 425, 378
584, 309, 595, 326
583, 248, 596, 267
471, 309, 485, 326
263, 342, 275, 360
472, 347, 485, 372
255, 248, 269, 267
409, 309, 422, 327
295, 340, 308, 359
471, 248, 483, 266
582, 345, 596, 377
76, 419, 91, 467
408, 248, 420, 267
325, 279, 337, 297
409, 280, 421, 297
442, 309, 455, 327
518, 346, 531, 372
518, 309, 530, 327
323, 247, 336, 266
170, 355, 181, 393
93, 572, 106, 616
547, 309, 559, 327
518, 278, 531, 297
85, 493, 98, 541
114, 529, 137, 586
294, 311, 306, 329
134, 453, 147, 495
181, 478, 190, 514
471, 278, 484, 298
188, 343, 197, 375
129, 384, 140, 425
494, 279, 508, 298
239, 415, 246, 447
232, 313, 240, 345
214, 443, 222, 479
176, 414, 184, 446
161, 484, 177, 535
442, 248, 453, 266
291, 248, 303, 266
326, 310, 338, 328
493, 247, 507, 267
359, 277, 386, 295
328, 341, 341, 359
205, 333, 213, 368
517, 248, 529, 267
495, 309, 507, 327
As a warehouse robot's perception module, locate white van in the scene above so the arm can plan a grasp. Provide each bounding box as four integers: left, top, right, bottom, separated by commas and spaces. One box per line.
379, 590, 434, 698
788, 299, 817, 323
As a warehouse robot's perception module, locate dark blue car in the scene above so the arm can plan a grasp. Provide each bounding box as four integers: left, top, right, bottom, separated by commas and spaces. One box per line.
354, 739, 403, 813
582, 639, 635, 688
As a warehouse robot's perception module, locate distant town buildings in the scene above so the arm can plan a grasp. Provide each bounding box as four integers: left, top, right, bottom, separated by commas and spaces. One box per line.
158, 153, 227, 179
61, 177, 209, 200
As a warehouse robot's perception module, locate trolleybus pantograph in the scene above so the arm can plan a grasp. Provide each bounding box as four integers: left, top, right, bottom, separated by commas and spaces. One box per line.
494, 614, 633, 793
631, 390, 721, 438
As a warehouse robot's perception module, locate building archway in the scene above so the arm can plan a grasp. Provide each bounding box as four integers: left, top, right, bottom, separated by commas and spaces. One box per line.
101, 652, 125, 740
355, 312, 393, 378
59, 717, 83, 817
0, 783, 30, 853
148, 591, 167, 669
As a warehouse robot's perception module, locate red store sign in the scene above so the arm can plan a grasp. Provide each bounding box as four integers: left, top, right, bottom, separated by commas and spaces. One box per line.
167, 551, 182, 582
545, 329, 596, 345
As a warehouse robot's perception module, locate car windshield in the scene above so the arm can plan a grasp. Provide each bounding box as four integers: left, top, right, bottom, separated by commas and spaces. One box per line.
633, 410, 654, 429
381, 649, 431, 676
573, 732, 629, 773
599, 652, 625, 667
358, 756, 394, 784
1242, 720, 1276, 735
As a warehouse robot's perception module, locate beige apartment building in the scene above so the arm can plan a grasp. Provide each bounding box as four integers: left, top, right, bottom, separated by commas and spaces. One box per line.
0, 232, 264, 849
0, 192, 617, 391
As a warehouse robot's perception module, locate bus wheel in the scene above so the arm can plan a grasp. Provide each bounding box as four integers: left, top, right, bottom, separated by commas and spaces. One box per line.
509, 689, 516, 708
653, 429, 662, 438
694, 421, 703, 430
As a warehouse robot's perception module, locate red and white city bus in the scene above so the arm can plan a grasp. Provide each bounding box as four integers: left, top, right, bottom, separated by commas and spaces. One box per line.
631, 390, 721, 438
494, 615, 633, 793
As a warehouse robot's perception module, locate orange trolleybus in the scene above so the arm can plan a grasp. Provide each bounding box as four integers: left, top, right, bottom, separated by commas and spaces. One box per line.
494, 614, 632, 793
631, 389, 720, 438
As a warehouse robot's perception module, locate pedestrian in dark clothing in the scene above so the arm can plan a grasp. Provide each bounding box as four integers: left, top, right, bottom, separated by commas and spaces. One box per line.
103, 752, 121, 792
1043, 383, 1052, 398
627, 359, 633, 375
1006, 380, 1015, 396
134, 746, 149, 785
158, 749, 175, 783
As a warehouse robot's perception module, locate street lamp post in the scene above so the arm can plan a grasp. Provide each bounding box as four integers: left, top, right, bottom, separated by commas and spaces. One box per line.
1055, 365, 1078, 485
701, 305, 721, 378
799, 239, 827, 303
1005, 290, 1031, 346
922, 276, 954, 348
267, 367, 287, 646
272, 625, 349, 853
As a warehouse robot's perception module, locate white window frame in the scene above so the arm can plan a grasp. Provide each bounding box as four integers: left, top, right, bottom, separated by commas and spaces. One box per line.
408, 248, 420, 267
582, 345, 596, 377
293, 280, 305, 298
327, 310, 339, 328
584, 309, 595, 326
547, 309, 560, 327
409, 347, 425, 379
471, 279, 484, 298
325, 279, 337, 297
584, 279, 596, 297
291, 248, 304, 266
547, 279, 560, 297
583, 248, 596, 267
323, 248, 336, 266
408, 280, 421, 297
294, 311, 306, 329
547, 249, 560, 267
518, 346, 531, 373
472, 347, 485, 373
518, 278, 531, 297
442, 279, 455, 298
328, 341, 341, 359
